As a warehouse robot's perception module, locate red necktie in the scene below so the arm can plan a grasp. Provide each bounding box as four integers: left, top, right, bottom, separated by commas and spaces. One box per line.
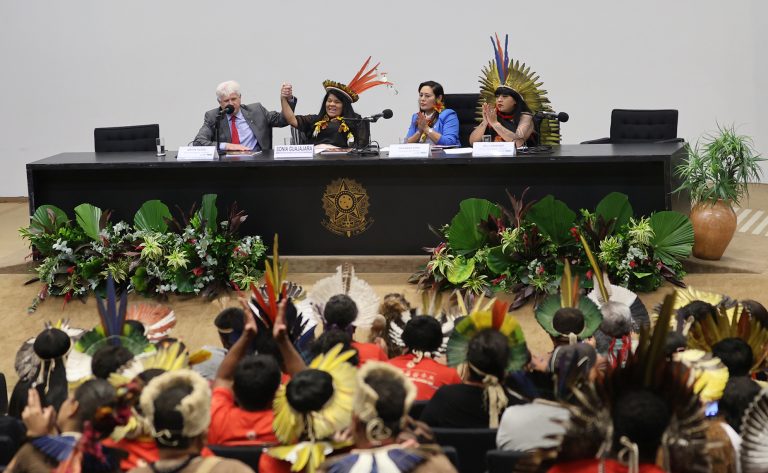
230, 115, 240, 145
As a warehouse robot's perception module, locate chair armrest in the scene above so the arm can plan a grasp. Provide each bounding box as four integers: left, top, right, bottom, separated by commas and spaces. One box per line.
580, 137, 611, 144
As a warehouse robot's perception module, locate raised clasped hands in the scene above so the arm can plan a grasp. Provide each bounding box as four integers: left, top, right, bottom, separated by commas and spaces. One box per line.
22, 388, 57, 437
416, 112, 429, 133
482, 103, 499, 125
280, 83, 293, 101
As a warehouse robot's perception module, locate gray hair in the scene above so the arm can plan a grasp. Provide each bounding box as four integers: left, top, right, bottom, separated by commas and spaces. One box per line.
216, 80, 241, 101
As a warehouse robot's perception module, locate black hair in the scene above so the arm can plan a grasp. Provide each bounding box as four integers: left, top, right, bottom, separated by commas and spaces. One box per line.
137, 368, 166, 385
402, 316, 443, 353
73, 378, 118, 438
552, 308, 585, 337
33, 328, 71, 359
612, 389, 671, 463
679, 301, 718, 324
467, 329, 509, 381
712, 337, 754, 377
125, 320, 146, 336
91, 345, 134, 379
720, 376, 761, 433
215, 307, 245, 348
323, 294, 358, 330
493, 87, 532, 121
8, 380, 42, 419
286, 369, 334, 414
310, 330, 359, 366
742, 300, 768, 329
233, 354, 282, 411
664, 332, 688, 358
152, 383, 194, 450
418, 81, 445, 101
364, 370, 407, 437
318, 90, 357, 120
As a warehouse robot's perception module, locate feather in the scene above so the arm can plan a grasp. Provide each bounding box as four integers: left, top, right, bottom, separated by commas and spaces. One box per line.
578, 234, 610, 303
126, 303, 176, 341
31, 435, 78, 462
308, 265, 380, 329
741, 390, 768, 473
561, 259, 573, 309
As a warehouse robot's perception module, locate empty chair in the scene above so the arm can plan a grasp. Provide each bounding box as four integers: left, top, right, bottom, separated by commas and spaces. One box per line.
94, 124, 160, 152
432, 427, 497, 473
486, 449, 526, 473
444, 93, 480, 147
207, 444, 264, 471
581, 109, 681, 144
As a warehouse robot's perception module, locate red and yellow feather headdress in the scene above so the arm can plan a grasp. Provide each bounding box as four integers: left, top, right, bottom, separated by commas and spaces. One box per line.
323, 56, 392, 103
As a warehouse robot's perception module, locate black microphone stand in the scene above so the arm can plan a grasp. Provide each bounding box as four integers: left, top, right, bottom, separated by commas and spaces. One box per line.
214, 109, 225, 158
344, 116, 380, 157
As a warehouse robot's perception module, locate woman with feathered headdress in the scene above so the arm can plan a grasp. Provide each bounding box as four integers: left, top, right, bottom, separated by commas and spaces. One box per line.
281, 57, 392, 149
468, 34, 557, 147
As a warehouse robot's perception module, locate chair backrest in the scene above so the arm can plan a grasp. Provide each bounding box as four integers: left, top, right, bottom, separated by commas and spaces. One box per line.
0, 373, 7, 415
207, 444, 264, 471
486, 449, 526, 473
432, 427, 497, 473
94, 124, 160, 152
409, 400, 428, 420
609, 109, 678, 142
444, 93, 480, 147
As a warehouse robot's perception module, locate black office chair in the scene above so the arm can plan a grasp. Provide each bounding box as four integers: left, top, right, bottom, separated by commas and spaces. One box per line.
442, 445, 460, 470
431, 427, 497, 473
94, 124, 160, 152
581, 109, 681, 144
486, 449, 526, 473
444, 93, 480, 147
207, 444, 264, 471
0, 373, 7, 415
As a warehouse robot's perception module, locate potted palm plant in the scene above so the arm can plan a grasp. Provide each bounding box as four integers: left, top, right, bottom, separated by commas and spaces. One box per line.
675, 125, 764, 260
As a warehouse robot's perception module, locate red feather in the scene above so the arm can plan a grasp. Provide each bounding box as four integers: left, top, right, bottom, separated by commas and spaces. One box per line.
491, 300, 510, 330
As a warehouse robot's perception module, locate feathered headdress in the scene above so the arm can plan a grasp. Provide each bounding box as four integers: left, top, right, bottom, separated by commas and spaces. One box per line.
554, 292, 713, 473
66, 276, 155, 386
651, 286, 736, 335
309, 263, 381, 336
535, 260, 603, 342
246, 235, 317, 352
323, 56, 392, 103
740, 389, 768, 473
686, 303, 768, 373
269, 344, 357, 472
478, 33, 561, 145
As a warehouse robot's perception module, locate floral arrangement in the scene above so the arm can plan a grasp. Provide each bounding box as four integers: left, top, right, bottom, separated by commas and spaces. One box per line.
410, 190, 694, 309
20, 195, 266, 312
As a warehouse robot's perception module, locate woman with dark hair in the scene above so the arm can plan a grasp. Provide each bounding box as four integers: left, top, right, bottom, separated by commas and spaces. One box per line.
281, 57, 391, 149
404, 81, 459, 146
468, 86, 534, 147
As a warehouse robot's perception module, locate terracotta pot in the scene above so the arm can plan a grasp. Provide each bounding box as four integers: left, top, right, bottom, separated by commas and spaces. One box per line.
689, 200, 737, 260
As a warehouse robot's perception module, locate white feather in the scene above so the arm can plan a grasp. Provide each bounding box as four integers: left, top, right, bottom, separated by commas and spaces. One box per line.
588, 283, 638, 309
307, 265, 380, 328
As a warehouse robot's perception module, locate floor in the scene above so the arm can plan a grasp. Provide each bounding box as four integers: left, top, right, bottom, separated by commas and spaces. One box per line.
1, 185, 767, 388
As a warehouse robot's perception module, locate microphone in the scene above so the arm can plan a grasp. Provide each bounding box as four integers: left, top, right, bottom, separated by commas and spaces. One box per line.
535, 111, 569, 122
217, 105, 235, 116
368, 109, 393, 122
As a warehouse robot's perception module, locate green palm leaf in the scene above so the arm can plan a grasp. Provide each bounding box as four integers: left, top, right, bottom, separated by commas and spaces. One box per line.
447, 256, 475, 284
74, 203, 103, 241
447, 198, 501, 254
526, 195, 576, 246
595, 192, 632, 231
134, 200, 172, 233
30, 205, 68, 234
200, 194, 218, 232
650, 211, 694, 265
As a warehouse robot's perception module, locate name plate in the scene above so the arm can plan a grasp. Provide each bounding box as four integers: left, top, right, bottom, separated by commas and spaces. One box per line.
274, 144, 315, 159
472, 142, 517, 157
388, 143, 431, 158
177, 146, 217, 160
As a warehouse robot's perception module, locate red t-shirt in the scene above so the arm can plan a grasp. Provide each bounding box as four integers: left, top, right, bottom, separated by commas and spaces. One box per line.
352, 341, 388, 366
386, 354, 462, 400
548, 459, 666, 473
102, 438, 215, 470
207, 387, 278, 446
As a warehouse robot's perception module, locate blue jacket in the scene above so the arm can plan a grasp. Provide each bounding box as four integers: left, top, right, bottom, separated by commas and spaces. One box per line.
406, 109, 460, 146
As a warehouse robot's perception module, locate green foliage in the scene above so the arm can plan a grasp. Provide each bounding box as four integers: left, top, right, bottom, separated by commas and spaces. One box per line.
74, 203, 103, 241
200, 194, 219, 232
675, 124, 764, 206
446, 198, 501, 254
595, 192, 632, 231
525, 195, 576, 246
650, 211, 694, 265
447, 256, 475, 284
134, 200, 172, 233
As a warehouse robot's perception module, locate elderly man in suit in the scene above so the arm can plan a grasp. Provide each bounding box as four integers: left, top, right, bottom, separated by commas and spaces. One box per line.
193, 80, 295, 151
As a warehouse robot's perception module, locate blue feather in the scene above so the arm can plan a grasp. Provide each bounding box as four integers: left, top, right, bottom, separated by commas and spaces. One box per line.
387, 448, 427, 471
31, 435, 78, 462
503, 34, 509, 80
326, 453, 359, 473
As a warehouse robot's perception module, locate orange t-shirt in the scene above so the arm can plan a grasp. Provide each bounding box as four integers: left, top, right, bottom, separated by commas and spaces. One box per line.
207, 387, 278, 446
102, 438, 215, 470
352, 341, 388, 366
386, 354, 462, 400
